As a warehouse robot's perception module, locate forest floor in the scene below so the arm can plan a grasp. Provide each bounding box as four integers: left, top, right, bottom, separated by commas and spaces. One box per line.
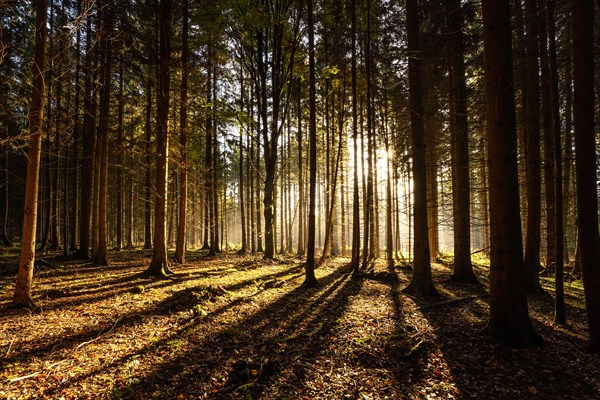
0, 249, 599, 399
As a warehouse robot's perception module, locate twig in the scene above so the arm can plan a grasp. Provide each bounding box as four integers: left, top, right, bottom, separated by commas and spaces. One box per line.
9, 371, 40, 383
5, 337, 15, 357
417, 294, 489, 311
9, 359, 68, 383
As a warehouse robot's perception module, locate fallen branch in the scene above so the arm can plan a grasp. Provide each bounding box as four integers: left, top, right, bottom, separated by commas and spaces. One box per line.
417, 294, 488, 311
9, 360, 68, 383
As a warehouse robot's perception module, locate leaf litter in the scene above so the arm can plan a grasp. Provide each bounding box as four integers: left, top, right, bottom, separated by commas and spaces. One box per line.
0, 250, 598, 399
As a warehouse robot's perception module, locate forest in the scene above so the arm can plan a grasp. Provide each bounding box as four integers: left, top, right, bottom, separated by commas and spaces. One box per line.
1, 0, 600, 398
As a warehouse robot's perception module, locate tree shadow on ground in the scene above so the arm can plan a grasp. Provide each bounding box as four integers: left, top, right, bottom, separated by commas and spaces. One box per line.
2, 261, 293, 365
110, 266, 362, 399
409, 269, 600, 399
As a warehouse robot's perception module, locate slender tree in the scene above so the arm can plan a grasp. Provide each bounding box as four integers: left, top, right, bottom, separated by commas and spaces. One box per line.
75, 2, 96, 260
304, 0, 318, 287
448, 0, 477, 283
13, 0, 47, 307
350, 0, 360, 274
547, 0, 565, 325
523, 0, 544, 293
146, 0, 172, 277
174, 0, 189, 264
94, 0, 114, 267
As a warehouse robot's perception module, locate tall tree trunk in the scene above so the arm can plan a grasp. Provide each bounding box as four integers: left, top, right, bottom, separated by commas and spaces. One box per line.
482, 0, 542, 347
75, 5, 96, 260
147, 0, 172, 277
539, 0, 555, 272
563, 30, 573, 265
296, 78, 304, 256
115, 52, 124, 252
364, 0, 375, 267
351, 0, 360, 273
448, 0, 476, 283
523, 0, 544, 293
304, 0, 318, 287
204, 48, 214, 253
94, 0, 113, 267
238, 60, 247, 255
403, 0, 438, 297
144, 77, 153, 250
174, 0, 188, 264
547, 0, 565, 325
70, 3, 82, 252
14, 0, 47, 307
573, 0, 600, 353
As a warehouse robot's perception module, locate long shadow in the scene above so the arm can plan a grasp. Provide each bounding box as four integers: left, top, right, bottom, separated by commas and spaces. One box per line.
410, 271, 599, 399
4, 261, 307, 369
26, 273, 201, 313
358, 267, 433, 398
108, 267, 359, 398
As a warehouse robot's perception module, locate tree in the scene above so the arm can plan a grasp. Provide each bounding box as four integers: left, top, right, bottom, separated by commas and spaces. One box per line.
572, 0, 600, 352
402, 0, 438, 297
448, 0, 476, 283
94, 0, 114, 267
350, 0, 360, 274
547, 0, 565, 325
481, 0, 542, 347
523, 0, 544, 294
75, 1, 97, 260
304, 0, 318, 287
174, 0, 189, 264
146, 0, 172, 277
13, 0, 47, 307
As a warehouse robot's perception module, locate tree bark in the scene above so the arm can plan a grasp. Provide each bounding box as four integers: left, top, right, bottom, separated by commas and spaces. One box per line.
523, 0, 544, 293
572, 0, 600, 352
481, 0, 542, 347
174, 0, 189, 264
304, 0, 318, 287
14, 0, 47, 307
351, 0, 360, 273
448, 0, 476, 283
147, 0, 172, 277
403, 0, 438, 297
94, 0, 113, 267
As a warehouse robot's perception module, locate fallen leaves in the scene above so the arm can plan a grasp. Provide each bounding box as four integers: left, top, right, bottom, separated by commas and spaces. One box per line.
0, 253, 598, 399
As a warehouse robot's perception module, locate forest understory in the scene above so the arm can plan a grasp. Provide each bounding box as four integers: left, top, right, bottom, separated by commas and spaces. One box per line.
0, 250, 598, 399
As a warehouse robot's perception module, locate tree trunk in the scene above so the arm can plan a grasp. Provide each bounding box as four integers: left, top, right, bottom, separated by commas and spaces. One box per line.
539, 0, 555, 273
448, 0, 476, 283
147, 0, 172, 277
351, 0, 360, 273
296, 78, 304, 256
237, 61, 247, 255
572, 0, 600, 353
75, 6, 96, 260
304, 0, 318, 287
94, 0, 113, 267
481, 0, 542, 347
144, 77, 153, 250
403, 0, 438, 297
523, 0, 544, 294
174, 0, 188, 264
115, 52, 124, 252
547, 0, 565, 325
14, 0, 47, 307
